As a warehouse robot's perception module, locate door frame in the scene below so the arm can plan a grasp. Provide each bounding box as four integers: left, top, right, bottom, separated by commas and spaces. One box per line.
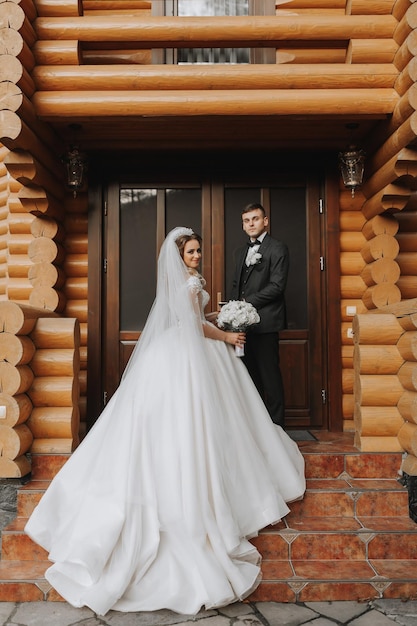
87, 154, 342, 432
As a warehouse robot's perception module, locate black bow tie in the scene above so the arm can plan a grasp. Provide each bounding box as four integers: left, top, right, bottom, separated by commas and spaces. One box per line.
248, 239, 261, 247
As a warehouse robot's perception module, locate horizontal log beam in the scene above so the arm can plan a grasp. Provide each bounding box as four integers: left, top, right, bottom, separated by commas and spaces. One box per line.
32, 40, 81, 65
32, 89, 398, 118
83, 1, 151, 9
346, 39, 398, 64
81, 48, 151, 64
35, 0, 82, 17
348, 0, 396, 14
34, 15, 397, 45
32, 64, 398, 91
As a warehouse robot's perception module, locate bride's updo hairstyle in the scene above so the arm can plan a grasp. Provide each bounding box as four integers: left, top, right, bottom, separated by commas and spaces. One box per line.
176, 232, 202, 259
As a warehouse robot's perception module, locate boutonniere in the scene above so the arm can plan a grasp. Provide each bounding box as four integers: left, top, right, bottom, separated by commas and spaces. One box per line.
248, 252, 262, 266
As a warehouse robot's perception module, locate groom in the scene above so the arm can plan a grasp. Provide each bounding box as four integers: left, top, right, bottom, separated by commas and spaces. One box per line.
230, 203, 289, 427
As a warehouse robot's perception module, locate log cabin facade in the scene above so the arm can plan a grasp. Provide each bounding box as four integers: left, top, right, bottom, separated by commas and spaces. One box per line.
0, 0, 417, 481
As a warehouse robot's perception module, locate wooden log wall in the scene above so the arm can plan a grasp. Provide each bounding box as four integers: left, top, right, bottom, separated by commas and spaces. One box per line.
342, 1, 417, 456
0, 302, 79, 477
0, 0, 89, 438
2, 0, 417, 454
63, 196, 88, 436
0, 146, 10, 301
396, 200, 417, 300
353, 300, 417, 461
27, 0, 399, 124
339, 185, 367, 431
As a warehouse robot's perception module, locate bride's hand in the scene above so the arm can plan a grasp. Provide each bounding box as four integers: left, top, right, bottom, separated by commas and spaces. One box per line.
225, 332, 246, 347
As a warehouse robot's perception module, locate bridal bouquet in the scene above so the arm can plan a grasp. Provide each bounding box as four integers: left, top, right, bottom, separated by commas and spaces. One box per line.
217, 300, 260, 357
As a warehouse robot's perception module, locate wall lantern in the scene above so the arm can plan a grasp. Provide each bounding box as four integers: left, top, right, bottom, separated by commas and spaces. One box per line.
62, 124, 88, 197
338, 124, 365, 197
338, 146, 366, 197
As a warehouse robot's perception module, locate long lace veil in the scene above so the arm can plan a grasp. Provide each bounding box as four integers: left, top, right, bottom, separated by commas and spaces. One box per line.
122, 226, 204, 380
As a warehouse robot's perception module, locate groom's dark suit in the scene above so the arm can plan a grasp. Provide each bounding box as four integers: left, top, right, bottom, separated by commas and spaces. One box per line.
230, 233, 289, 426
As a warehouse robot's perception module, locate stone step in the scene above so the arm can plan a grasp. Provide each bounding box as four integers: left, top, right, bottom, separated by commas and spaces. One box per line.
250, 558, 417, 603
0, 433, 415, 604
30, 455, 69, 481
15, 476, 410, 517
290, 478, 409, 518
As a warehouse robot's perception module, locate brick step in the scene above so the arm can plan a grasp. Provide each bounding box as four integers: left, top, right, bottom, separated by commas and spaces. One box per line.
249, 558, 417, 603
0, 434, 414, 604
290, 478, 409, 517
29, 455, 69, 481
14, 476, 409, 523
252, 515, 417, 562
0, 560, 59, 602
0, 551, 416, 603
1, 518, 48, 561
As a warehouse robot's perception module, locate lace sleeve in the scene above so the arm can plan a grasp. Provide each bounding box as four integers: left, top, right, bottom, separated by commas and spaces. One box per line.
187, 275, 203, 295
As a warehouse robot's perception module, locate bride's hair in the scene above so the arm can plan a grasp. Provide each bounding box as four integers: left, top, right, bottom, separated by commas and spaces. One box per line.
175, 232, 202, 258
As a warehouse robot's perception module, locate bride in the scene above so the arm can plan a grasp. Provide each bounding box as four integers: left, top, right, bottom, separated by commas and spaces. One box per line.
25, 226, 305, 616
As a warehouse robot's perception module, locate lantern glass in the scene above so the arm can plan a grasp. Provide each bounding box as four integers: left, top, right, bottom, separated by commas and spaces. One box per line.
338, 146, 365, 197
63, 147, 87, 197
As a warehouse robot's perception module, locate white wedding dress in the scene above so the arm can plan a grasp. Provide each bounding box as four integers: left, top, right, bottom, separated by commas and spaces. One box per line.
25, 229, 305, 617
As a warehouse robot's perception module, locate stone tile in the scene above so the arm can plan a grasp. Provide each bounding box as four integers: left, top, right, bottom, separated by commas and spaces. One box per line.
368, 534, 417, 560
349, 608, 397, 625
248, 582, 296, 603
286, 516, 361, 532
255, 601, 318, 626
0, 602, 15, 624
304, 601, 369, 623
0, 560, 47, 579
292, 559, 375, 580
371, 598, 417, 617
345, 454, 402, 479
251, 534, 289, 559
234, 616, 264, 625
358, 517, 417, 532
382, 582, 417, 601
394, 617, 417, 626
218, 602, 254, 617
370, 560, 417, 579
11, 601, 95, 626
348, 479, 406, 491
290, 533, 366, 560
0, 582, 45, 602
303, 454, 345, 479
1, 532, 48, 561
306, 478, 351, 491
298, 582, 378, 603
355, 490, 408, 517
31, 455, 68, 481
303, 617, 344, 626
105, 608, 218, 626
260, 559, 293, 580
289, 492, 354, 517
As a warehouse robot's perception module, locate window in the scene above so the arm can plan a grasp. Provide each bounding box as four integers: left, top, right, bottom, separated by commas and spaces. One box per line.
152, 0, 275, 65
178, 0, 249, 64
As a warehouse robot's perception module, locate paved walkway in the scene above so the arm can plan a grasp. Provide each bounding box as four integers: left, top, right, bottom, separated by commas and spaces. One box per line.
1, 599, 417, 625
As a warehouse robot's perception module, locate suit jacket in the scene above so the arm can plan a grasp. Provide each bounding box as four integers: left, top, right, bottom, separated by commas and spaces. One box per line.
230, 233, 289, 334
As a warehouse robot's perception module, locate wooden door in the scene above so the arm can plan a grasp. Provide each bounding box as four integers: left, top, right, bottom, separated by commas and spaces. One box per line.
89, 172, 331, 430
